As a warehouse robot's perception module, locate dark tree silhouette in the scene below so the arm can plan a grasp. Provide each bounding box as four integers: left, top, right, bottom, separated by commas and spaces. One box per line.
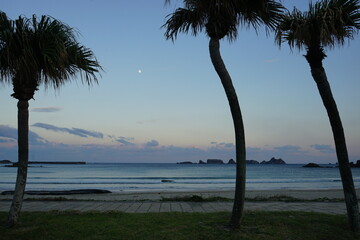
275, 0, 360, 232
164, 0, 283, 228
0, 12, 102, 227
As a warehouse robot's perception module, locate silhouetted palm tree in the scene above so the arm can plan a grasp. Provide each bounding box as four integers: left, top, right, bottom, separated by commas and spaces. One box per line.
163, 0, 283, 228
275, 0, 360, 232
0, 12, 102, 227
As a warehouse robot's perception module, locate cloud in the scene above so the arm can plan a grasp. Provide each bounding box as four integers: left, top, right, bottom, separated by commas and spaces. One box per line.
273, 145, 304, 153
210, 142, 235, 148
146, 140, 159, 147
0, 125, 17, 140
221, 142, 235, 148
0, 125, 345, 164
31, 107, 62, 113
71, 128, 104, 138
311, 144, 335, 154
0, 125, 47, 146
116, 137, 135, 146
0, 138, 16, 143
32, 123, 104, 138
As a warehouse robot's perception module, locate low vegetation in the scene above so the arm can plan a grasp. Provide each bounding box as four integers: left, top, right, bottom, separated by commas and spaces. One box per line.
0, 194, 346, 203
246, 195, 345, 203
160, 194, 345, 203
161, 195, 232, 202
1, 211, 358, 240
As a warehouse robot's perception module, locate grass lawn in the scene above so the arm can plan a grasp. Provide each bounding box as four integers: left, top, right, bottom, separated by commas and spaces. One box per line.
1, 211, 359, 240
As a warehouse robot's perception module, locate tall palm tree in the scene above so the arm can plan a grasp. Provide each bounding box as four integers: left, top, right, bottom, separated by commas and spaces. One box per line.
275, 0, 360, 232
163, 0, 283, 229
0, 12, 102, 227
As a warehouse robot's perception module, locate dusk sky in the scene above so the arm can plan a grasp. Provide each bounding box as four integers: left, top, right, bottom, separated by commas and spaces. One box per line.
0, 0, 359, 164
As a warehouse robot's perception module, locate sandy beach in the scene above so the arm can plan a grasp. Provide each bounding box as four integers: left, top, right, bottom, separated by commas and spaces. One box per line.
1, 188, 359, 201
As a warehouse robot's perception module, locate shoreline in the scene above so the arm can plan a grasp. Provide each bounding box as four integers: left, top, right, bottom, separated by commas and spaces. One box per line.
1, 188, 359, 201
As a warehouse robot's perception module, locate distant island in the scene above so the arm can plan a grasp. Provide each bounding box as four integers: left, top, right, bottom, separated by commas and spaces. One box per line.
303, 160, 360, 168
1, 189, 110, 195
259, 157, 287, 165
27, 161, 86, 165
207, 159, 226, 164
2, 161, 86, 167
302, 163, 331, 168
177, 159, 233, 164
0, 160, 12, 164
245, 158, 287, 165
177, 157, 286, 165
350, 160, 360, 168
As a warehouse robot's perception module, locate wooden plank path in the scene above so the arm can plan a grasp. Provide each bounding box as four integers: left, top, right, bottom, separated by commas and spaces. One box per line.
0, 201, 347, 214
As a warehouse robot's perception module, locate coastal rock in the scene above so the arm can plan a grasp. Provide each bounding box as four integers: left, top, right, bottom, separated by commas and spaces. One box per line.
303, 163, 321, 168
350, 160, 360, 168
246, 160, 259, 164
28, 161, 86, 165
207, 159, 224, 164
303, 163, 334, 168
161, 179, 174, 183
227, 159, 236, 164
1, 189, 111, 195
261, 157, 286, 164
177, 161, 193, 164
198, 160, 206, 164
11, 161, 86, 167
4, 165, 41, 168
0, 160, 12, 164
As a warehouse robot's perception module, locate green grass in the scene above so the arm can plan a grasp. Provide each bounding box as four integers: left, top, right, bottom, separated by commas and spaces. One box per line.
1, 211, 358, 240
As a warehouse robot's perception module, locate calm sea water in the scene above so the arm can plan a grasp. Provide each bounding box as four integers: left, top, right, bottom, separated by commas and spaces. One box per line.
1, 163, 359, 192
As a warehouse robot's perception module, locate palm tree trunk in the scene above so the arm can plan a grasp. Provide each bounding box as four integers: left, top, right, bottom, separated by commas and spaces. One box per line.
209, 38, 246, 229
306, 49, 360, 232
7, 100, 29, 227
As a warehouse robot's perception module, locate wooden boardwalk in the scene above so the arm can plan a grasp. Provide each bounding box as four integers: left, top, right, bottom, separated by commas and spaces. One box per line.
0, 200, 347, 214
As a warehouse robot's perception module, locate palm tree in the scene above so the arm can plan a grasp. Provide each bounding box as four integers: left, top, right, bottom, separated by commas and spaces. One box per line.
163, 0, 283, 229
275, 0, 360, 232
0, 12, 102, 227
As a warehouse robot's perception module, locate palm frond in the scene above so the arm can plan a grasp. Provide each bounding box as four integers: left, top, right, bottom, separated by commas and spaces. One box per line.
0, 13, 102, 99
163, 7, 206, 41
163, 0, 285, 41
0, 12, 15, 82
237, 0, 285, 34
275, 0, 360, 51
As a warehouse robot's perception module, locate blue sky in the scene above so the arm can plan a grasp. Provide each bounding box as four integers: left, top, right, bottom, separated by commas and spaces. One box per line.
0, 0, 359, 164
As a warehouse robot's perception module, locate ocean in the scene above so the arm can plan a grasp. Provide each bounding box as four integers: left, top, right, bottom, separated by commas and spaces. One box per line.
1, 163, 359, 193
